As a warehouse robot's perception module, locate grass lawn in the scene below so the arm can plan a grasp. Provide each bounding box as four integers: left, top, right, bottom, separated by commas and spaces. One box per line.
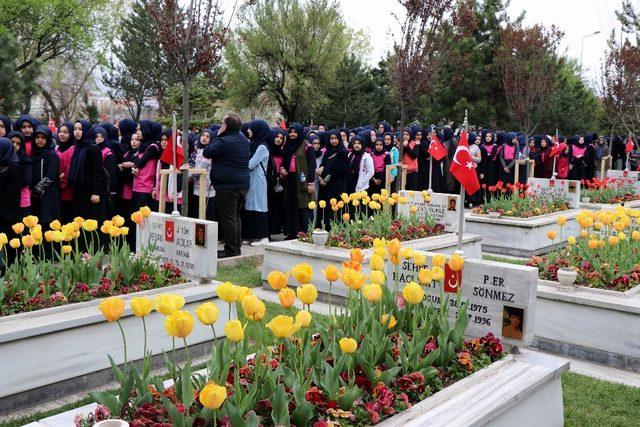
214, 258, 262, 288
482, 254, 528, 265
562, 371, 640, 426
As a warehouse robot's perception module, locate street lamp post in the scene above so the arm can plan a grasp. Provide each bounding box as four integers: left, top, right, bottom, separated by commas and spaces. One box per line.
580, 30, 601, 68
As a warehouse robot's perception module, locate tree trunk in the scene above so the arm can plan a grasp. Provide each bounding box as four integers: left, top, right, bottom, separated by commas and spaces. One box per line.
180, 78, 191, 217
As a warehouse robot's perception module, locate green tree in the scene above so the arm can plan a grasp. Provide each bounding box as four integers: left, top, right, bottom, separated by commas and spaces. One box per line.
225, 0, 351, 123
103, 0, 172, 120
0, 34, 38, 114
167, 73, 223, 123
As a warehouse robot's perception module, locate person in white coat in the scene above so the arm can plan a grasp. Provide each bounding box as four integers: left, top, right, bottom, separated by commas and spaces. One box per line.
346, 136, 374, 193
243, 120, 271, 246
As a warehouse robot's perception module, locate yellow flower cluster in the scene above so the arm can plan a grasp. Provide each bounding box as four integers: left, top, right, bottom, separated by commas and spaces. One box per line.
570, 207, 640, 249
307, 189, 411, 215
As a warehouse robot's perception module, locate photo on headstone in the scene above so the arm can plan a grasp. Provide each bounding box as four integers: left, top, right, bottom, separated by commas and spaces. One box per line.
195, 223, 207, 247
502, 306, 524, 341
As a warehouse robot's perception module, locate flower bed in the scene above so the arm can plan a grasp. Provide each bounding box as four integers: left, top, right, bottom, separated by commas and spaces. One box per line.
473, 181, 570, 218
528, 208, 640, 292
300, 190, 445, 249
75, 241, 506, 426
581, 177, 640, 205
0, 209, 184, 317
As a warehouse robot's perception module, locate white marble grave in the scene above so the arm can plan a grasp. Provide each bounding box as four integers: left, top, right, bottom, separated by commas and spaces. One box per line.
396, 190, 462, 233
527, 177, 581, 209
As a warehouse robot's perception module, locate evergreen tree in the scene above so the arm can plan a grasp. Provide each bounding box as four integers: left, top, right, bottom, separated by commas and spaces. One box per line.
0, 34, 38, 114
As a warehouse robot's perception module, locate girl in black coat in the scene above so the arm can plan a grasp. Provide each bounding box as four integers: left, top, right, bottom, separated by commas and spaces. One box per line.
8, 131, 33, 216
95, 126, 119, 218
317, 129, 348, 230
69, 120, 106, 221
30, 126, 60, 224
0, 137, 21, 268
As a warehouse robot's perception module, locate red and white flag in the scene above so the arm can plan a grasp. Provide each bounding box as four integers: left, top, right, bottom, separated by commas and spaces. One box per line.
449, 129, 480, 195
159, 132, 184, 168
626, 137, 635, 153
428, 132, 447, 161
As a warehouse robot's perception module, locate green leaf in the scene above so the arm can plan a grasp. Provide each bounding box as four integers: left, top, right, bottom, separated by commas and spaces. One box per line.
377, 367, 401, 386
159, 395, 187, 427
337, 386, 361, 410
89, 391, 120, 416
271, 384, 291, 427
180, 362, 194, 411
292, 401, 315, 426
108, 355, 124, 385
223, 401, 247, 427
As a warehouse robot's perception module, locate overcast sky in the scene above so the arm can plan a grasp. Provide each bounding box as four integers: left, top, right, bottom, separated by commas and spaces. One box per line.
224, 0, 630, 84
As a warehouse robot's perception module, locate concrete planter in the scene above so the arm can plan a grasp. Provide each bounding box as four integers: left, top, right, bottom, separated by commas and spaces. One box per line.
378, 350, 568, 427
465, 210, 580, 257
580, 199, 640, 211
0, 281, 236, 415
262, 233, 482, 298
534, 279, 640, 372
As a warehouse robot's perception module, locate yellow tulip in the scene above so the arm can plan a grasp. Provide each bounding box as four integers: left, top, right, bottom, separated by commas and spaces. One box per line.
609, 235, 619, 246
12, 223, 24, 234
164, 310, 194, 338
567, 236, 576, 246
155, 293, 186, 315
339, 337, 357, 353
340, 193, 350, 203
342, 268, 366, 291
296, 284, 318, 305
216, 282, 239, 303
587, 239, 599, 250
322, 264, 340, 282
49, 220, 62, 231
432, 254, 446, 268
278, 287, 296, 308
9, 238, 20, 249
413, 252, 426, 267
225, 320, 244, 342
400, 247, 414, 260
342, 213, 350, 221
337, 201, 344, 209
140, 206, 152, 217
242, 295, 266, 321
199, 382, 227, 409
0, 233, 7, 245
291, 263, 313, 284
373, 237, 387, 248
319, 200, 327, 208
295, 310, 312, 327
618, 232, 627, 241
195, 302, 219, 325
418, 268, 433, 284
363, 283, 382, 303
30, 227, 42, 242
308, 201, 316, 210
82, 219, 98, 232
352, 199, 360, 207
381, 313, 397, 329
131, 211, 144, 225
547, 230, 557, 240
369, 253, 385, 271
632, 230, 640, 241
21, 235, 35, 248
112, 215, 125, 227
99, 297, 125, 322
402, 282, 424, 305
267, 270, 289, 290
594, 221, 603, 231
409, 205, 418, 214
580, 230, 588, 238
120, 227, 129, 236
370, 270, 386, 285
74, 216, 85, 226
432, 266, 444, 281
387, 238, 401, 257
131, 296, 154, 317
23, 215, 38, 228
108, 226, 122, 238
236, 286, 253, 302
556, 216, 567, 226
60, 245, 72, 254
266, 315, 300, 338
448, 253, 464, 272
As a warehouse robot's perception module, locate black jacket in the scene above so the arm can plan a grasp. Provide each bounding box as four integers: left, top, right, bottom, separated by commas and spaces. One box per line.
202, 129, 250, 191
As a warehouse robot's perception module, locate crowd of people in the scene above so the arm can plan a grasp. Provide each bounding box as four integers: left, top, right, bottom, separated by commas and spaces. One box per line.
0, 112, 633, 258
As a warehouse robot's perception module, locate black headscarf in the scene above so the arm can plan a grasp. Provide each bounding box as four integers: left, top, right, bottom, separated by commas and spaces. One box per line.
7, 131, 25, 155
0, 115, 12, 137
325, 129, 346, 155
138, 120, 163, 152
285, 123, 305, 156
56, 121, 74, 152
68, 120, 96, 188
270, 127, 286, 156
248, 119, 271, 156
118, 118, 137, 150
349, 135, 365, 173
0, 137, 18, 166
31, 125, 55, 162
94, 126, 110, 148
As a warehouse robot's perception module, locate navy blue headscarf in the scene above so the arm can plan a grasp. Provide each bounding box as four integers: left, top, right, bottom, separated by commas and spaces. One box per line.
0, 115, 12, 137
56, 121, 75, 151
0, 137, 18, 166
32, 125, 55, 162
118, 118, 137, 150
68, 120, 96, 188
286, 123, 305, 154
248, 120, 271, 156
325, 129, 346, 155
94, 126, 110, 148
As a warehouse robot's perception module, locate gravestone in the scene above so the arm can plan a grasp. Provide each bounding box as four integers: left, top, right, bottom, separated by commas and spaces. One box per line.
136, 212, 218, 279
527, 177, 581, 209
388, 252, 538, 347
606, 169, 640, 194
396, 190, 462, 233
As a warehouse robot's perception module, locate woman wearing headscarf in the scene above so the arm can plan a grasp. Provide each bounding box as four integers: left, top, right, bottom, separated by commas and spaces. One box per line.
442, 127, 457, 194
95, 126, 118, 218
191, 128, 216, 220
8, 131, 33, 216
498, 132, 519, 185
268, 127, 287, 235
417, 127, 432, 191
131, 120, 162, 214
402, 127, 419, 191
569, 134, 595, 181
280, 123, 315, 239
0, 137, 21, 268
346, 135, 374, 194
479, 129, 499, 194
384, 132, 399, 191
0, 115, 12, 138
153, 128, 182, 213
467, 132, 483, 207
317, 129, 348, 230
369, 137, 390, 196
593, 136, 610, 179
16, 115, 38, 157
30, 125, 60, 224
55, 122, 75, 222
310, 132, 325, 200
69, 120, 106, 220
243, 119, 271, 246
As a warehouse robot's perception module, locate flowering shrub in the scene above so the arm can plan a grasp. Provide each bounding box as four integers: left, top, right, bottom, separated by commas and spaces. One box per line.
529, 207, 640, 291
0, 209, 183, 316
581, 177, 639, 204
300, 190, 445, 249
79, 242, 504, 426
474, 181, 570, 217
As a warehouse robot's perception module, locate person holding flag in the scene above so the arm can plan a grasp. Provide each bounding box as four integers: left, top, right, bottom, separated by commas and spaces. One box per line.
449, 126, 481, 198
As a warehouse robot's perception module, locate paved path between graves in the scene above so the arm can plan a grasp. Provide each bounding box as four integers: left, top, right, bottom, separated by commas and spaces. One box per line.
253, 287, 640, 388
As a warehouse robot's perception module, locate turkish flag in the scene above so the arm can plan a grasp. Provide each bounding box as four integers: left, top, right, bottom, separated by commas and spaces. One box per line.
444, 264, 462, 294
449, 129, 481, 195
159, 133, 184, 168
428, 133, 447, 160
626, 137, 635, 153
165, 220, 175, 242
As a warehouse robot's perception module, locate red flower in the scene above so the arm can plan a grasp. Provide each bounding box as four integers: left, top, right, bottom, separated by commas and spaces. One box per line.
305, 386, 326, 406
